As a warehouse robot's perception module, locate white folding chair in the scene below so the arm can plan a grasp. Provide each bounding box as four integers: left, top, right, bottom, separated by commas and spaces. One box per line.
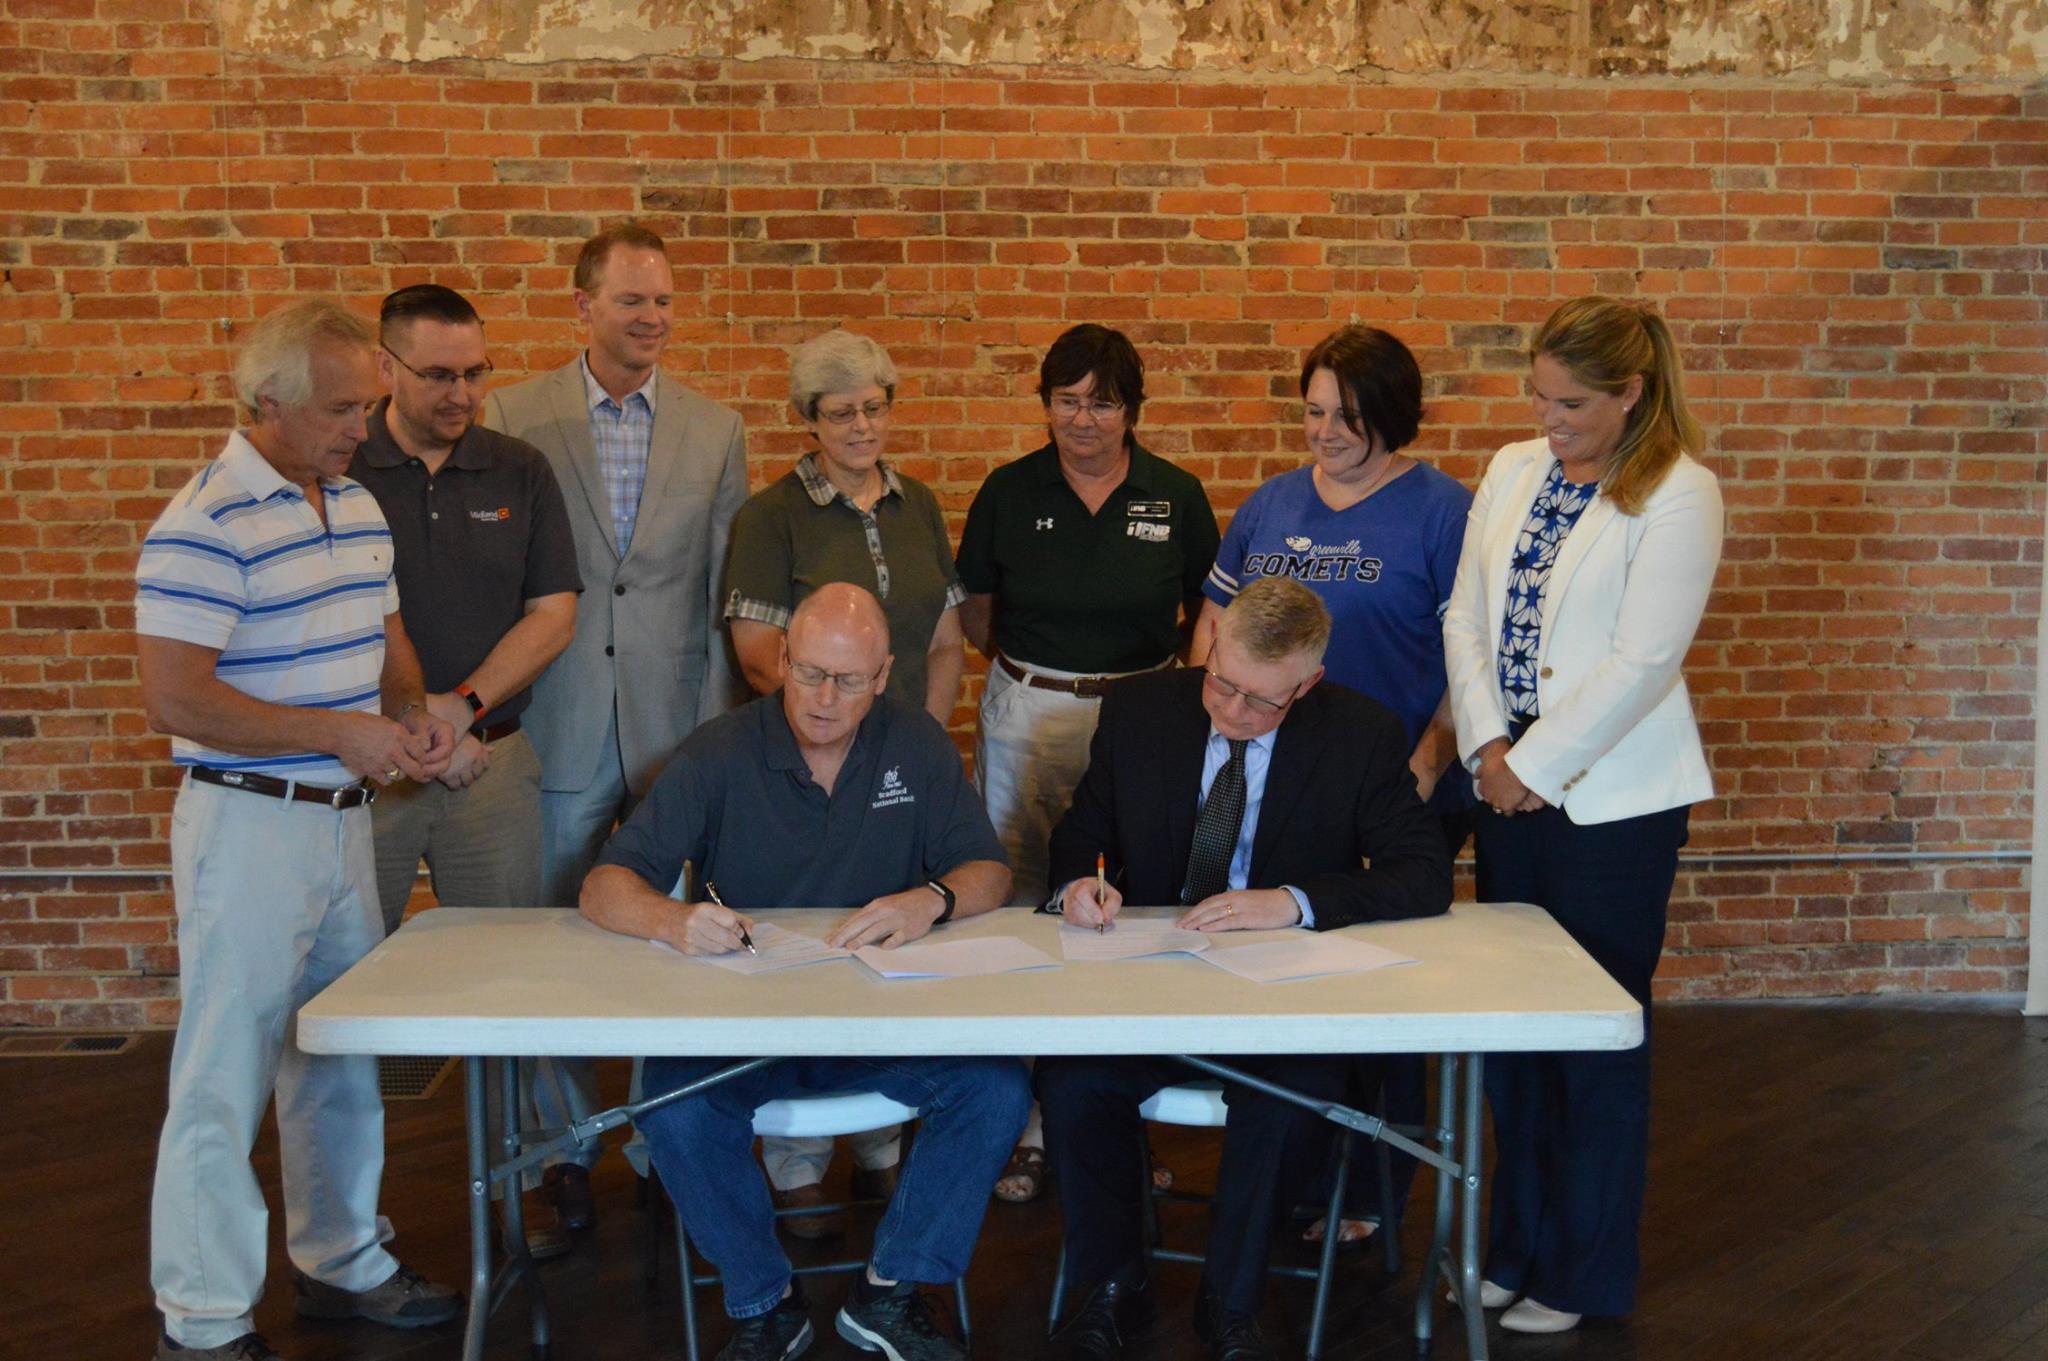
648, 1090, 972, 1361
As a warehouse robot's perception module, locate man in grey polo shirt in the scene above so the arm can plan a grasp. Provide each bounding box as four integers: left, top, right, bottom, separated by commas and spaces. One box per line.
137, 300, 462, 1361
580, 584, 1027, 1361
349, 285, 580, 936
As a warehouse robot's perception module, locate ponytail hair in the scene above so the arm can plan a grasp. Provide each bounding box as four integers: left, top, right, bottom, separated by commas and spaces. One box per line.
1531, 296, 1702, 515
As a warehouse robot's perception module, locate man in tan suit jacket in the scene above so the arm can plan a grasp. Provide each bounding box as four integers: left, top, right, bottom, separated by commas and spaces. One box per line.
480, 222, 748, 1234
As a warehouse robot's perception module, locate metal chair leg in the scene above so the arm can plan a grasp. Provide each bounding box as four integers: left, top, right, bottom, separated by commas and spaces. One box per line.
1306, 1130, 1354, 1361
953, 1276, 972, 1352
1047, 1243, 1068, 1337
1374, 1096, 1402, 1277
675, 1201, 701, 1361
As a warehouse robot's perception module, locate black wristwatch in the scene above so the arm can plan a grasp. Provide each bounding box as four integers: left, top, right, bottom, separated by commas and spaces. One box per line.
925, 878, 956, 926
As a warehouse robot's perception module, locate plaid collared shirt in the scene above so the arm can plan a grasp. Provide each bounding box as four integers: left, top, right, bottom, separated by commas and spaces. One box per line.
582, 356, 656, 555
790, 454, 924, 604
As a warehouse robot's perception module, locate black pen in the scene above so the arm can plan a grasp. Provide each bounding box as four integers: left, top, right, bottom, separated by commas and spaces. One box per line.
703, 880, 757, 955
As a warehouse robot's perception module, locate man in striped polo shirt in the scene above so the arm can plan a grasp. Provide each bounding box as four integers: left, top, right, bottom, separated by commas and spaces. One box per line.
135, 300, 463, 1361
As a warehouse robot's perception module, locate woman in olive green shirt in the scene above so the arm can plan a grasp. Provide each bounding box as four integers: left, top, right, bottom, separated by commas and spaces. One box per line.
722, 329, 968, 1234
725, 329, 966, 722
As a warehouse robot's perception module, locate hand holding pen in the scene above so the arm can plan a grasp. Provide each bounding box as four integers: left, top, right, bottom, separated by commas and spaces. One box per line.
702, 880, 758, 955
1095, 852, 1108, 934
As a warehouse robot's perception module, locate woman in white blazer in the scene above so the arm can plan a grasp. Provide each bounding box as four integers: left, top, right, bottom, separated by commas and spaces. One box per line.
1442, 296, 1723, 1334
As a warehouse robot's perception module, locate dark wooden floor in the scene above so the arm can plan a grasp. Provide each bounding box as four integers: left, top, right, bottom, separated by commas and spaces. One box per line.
8, 1001, 2048, 1360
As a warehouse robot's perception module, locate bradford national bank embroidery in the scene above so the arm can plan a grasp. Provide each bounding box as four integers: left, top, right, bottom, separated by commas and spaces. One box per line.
1243, 535, 1384, 584
871, 765, 916, 810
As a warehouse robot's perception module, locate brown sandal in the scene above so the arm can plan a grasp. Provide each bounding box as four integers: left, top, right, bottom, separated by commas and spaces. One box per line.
993, 1144, 1047, 1203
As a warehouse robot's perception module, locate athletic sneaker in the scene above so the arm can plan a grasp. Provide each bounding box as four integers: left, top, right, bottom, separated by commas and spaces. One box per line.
834, 1277, 964, 1361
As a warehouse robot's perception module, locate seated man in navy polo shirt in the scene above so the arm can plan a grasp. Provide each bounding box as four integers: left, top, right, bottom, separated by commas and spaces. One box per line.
580, 583, 1029, 1361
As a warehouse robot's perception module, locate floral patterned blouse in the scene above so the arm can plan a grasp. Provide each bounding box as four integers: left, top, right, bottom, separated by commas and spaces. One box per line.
1497, 461, 1597, 721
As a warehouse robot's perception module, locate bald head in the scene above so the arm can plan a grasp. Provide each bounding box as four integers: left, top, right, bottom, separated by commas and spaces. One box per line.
788, 583, 889, 669
780, 584, 894, 756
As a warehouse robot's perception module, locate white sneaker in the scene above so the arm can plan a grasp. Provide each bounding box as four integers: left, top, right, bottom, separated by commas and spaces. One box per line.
1444, 1277, 1517, 1309
1500, 1298, 1581, 1334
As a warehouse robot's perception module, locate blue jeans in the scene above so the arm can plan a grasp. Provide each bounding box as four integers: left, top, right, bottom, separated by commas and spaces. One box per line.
639, 1055, 1032, 1319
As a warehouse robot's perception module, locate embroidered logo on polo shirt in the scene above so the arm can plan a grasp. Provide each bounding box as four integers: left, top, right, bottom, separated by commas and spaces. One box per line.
872, 765, 915, 810
1126, 521, 1171, 543
1035, 517, 1055, 531
468, 507, 512, 523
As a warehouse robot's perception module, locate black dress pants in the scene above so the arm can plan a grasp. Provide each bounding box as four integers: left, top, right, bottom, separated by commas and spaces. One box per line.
1474, 800, 1689, 1317
1037, 1053, 1344, 1314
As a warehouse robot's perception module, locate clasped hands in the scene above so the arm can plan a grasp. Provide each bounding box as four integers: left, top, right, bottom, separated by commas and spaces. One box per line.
1473, 737, 1547, 817
662, 885, 947, 957
342, 704, 458, 787
1061, 878, 1301, 933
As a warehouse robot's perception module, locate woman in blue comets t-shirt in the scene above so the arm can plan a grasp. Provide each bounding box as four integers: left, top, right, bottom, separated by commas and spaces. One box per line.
1190, 323, 1471, 1249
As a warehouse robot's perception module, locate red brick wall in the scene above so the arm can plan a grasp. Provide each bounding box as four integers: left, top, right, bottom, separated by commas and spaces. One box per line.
1, 5, 2041, 1024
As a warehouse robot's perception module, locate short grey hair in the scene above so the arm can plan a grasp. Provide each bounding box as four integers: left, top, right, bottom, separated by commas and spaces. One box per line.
1219, 577, 1332, 667
788, 329, 898, 421
232, 300, 375, 417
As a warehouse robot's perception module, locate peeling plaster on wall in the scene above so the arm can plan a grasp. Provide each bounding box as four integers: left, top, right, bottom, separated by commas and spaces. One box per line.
223, 0, 2048, 79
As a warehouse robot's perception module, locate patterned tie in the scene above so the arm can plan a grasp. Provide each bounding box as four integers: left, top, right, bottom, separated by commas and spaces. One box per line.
1181, 738, 1250, 905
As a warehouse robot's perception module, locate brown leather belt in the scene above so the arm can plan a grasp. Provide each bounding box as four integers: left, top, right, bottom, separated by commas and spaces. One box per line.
189, 766, 377, 809
996, 654, 1121, 699
472, 716, 521, 742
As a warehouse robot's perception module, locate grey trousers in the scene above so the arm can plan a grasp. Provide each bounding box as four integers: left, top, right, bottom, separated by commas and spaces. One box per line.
370, 728, 544, 933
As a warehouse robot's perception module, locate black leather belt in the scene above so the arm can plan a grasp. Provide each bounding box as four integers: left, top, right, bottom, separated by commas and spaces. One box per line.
189, 766, 377, 809
472, 716, 521, 742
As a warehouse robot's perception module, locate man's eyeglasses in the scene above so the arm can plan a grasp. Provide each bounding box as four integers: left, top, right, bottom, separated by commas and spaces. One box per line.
383, 345, 494, 391
817, 399, 892, 427
1202, 667, 1302, 716
1048, 394, 1124, 422
788, 660, 885, 694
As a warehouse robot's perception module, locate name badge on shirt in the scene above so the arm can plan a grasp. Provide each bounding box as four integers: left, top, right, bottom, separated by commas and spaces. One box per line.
1125, 500, 1171, 519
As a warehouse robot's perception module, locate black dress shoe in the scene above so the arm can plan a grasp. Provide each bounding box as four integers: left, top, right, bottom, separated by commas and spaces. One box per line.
544, 1163, 596, 1231
1192, 1279, 1275, 1361
1055, 1264, 1154, 1360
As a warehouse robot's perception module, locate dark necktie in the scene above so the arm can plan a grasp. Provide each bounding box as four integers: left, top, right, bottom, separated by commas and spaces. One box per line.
1181, 738, 1250, 905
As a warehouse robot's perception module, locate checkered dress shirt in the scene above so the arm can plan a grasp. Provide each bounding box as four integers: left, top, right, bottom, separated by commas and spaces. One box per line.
582, 357, 656, 555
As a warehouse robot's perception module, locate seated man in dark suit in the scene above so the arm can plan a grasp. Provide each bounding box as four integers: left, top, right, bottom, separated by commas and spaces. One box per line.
1037, 576, 1453, 1361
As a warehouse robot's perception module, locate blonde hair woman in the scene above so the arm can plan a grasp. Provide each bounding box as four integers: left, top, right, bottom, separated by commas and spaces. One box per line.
1441, 296, 1723, 1334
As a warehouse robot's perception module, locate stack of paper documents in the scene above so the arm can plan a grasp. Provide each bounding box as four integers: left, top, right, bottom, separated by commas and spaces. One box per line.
854, 936, 1059, 979
1199, 933, 1418, 983
1058, 919, 1212, 961
650, 921, 851, 974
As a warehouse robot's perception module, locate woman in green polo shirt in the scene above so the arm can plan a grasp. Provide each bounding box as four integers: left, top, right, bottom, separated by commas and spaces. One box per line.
722, 328, 969, 1236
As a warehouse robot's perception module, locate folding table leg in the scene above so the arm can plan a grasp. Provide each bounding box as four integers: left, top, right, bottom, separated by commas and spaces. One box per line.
462, 1057, 490, 1361
1413, 1052, 1459, 1352
1456, 1054, 1487, 1361
497, 1057, 553, 1359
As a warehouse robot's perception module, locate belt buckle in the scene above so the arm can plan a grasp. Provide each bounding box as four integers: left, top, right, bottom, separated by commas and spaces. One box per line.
330, 783, 370, 809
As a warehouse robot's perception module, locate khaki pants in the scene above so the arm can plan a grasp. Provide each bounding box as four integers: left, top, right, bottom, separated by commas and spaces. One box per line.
151, 775, 398, 1348
973, 659, 1117, 906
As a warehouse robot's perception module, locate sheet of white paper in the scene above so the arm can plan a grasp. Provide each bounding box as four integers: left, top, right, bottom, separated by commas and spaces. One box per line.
1199, 934, 1418, 983
854, 936, 1059, 979
648, 921, 851, 974
1058, 919, 1212, 961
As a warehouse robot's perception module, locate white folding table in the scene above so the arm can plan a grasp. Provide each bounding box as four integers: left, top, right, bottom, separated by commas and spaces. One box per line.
298, 902, 1641, 1361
